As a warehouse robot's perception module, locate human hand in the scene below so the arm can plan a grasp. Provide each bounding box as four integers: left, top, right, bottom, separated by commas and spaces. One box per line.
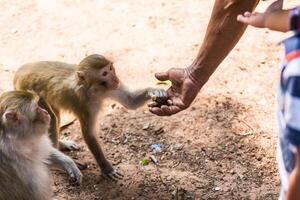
148, 68, 202, 116
237, 0, 283, 28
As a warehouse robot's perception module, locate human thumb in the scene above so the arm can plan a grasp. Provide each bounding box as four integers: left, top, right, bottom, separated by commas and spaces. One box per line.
155, 71, 169, 81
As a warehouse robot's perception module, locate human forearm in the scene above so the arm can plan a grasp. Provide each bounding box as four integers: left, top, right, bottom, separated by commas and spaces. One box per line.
149, 0, 260, 116
188, 0, 259, 85
286, 149, 300, 200
264, 9, 290, 32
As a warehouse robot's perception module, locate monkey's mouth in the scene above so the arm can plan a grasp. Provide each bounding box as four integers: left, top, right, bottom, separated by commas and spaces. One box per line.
101, 81, 107, 87
101, 81, 119, 89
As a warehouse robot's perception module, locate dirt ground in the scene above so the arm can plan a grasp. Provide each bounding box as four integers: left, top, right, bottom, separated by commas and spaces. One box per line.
0, 0, 298, 199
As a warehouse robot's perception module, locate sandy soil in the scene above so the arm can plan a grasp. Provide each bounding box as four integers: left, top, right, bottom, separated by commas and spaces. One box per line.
0, 0, 298, 199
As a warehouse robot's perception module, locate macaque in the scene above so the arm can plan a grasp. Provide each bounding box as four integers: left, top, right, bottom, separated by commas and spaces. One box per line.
14, 54, 166, 180
0, 91, 82, 200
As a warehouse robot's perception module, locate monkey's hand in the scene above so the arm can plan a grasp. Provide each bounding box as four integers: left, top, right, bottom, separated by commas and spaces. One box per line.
59, 139, 80, 151
102, 165, 124, 181
50, 149, 83, 185
67, 163, 83, 186
147, 88, 169, 108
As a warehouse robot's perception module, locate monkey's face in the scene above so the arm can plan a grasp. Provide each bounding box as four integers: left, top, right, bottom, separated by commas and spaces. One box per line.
0, 93, 50, 138
33, 105, 51, 124
98, 63, 119, 90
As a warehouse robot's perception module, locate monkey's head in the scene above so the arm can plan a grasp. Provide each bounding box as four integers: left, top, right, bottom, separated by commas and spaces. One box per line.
0, 91, 50, 139
76, 54, 120, 91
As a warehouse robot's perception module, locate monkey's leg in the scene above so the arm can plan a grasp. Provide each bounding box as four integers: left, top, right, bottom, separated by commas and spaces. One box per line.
52, 107, 80, 151
49, 148, 82, 185
79, 115, 123, 181
38, 98, 59, 148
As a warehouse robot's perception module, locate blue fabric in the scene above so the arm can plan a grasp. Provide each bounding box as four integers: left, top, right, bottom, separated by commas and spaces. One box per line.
287, 76, 300, 97
285, 125, 300, 147
283, 30, 300, 55
290, 7, 300, 31
280, 137, 295, 173
278, 33, 300, 178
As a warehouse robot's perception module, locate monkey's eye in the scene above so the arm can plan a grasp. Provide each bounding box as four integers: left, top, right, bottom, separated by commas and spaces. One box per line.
102, 71, 108, 76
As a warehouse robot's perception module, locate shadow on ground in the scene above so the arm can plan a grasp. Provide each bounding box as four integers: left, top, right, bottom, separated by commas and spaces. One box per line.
52, 94, 279, 200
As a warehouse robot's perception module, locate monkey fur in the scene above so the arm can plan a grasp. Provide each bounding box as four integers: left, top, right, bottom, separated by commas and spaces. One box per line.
14, 54, 167, 180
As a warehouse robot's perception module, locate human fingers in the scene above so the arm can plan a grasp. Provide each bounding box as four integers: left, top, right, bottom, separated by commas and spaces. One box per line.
160, 105, 181, 115
149, 105, 181, 116
244, 11, 252, 17
149, 107, 166, 116
237, 13, 252, 24
155, 71, 170, 81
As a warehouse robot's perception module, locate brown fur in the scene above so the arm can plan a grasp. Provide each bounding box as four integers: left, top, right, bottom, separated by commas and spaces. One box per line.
14, 54, 166, 178
0, 91, 52, 200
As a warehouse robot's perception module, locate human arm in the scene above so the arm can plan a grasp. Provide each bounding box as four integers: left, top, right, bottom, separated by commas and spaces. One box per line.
286, 148, 300, 200
237, 0, 292, 32
149, 0, 260, 116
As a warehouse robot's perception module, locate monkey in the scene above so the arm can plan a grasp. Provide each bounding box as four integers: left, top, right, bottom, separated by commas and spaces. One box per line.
14, 54, 167, 180
0, 90, 53, 200
0, 91, 82, 200
0, 90, 50, 200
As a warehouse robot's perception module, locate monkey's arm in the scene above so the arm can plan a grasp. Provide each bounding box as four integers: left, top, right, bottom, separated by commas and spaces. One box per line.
49, 148, 82, 185
109, 84, 167, 110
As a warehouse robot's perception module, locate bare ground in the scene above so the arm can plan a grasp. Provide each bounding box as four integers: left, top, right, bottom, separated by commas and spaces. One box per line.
0, 0, 297, 199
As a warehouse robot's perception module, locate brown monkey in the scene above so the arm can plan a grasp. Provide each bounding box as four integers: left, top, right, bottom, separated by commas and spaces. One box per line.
0, 91, 82, 200
0, 90, 51, 200
0, 91, 81, 200
14, 54, 166, 179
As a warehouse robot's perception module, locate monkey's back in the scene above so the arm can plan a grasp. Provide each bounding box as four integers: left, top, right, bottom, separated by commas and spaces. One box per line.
14, 61, 81, 109
14, 61, 75, 91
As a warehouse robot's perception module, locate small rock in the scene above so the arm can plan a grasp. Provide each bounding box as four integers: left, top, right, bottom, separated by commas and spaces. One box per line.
111, 139, 120, 145
11, 28, 18, 34
143, 122, 150, 130
213, 186, 221, 191
154, 127, 164, 134
171, 188, 178, 196
171, 143, 183, 151
257, 156, 262, 161
149, 155, 158, 164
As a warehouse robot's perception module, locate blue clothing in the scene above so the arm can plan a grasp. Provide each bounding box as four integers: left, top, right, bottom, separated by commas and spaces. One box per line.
278, 30, 300, 199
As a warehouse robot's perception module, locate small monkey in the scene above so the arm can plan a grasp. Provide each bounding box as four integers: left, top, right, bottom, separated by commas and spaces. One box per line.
0, 91, 81, 200
14, 54, 166, 180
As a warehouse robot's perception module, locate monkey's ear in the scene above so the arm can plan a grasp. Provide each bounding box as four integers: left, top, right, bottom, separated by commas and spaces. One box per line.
76, 71, 86, 82
3, 111, 19, 124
